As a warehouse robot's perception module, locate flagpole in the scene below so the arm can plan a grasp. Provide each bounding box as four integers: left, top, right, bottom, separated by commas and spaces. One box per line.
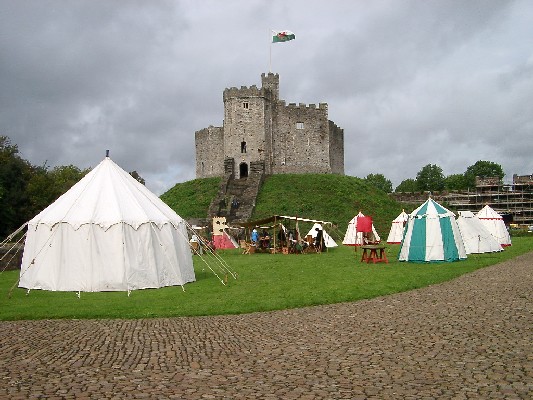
269, 29, 272, 72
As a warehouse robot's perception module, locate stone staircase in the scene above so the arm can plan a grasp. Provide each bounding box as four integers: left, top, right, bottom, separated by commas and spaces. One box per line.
208, 159, 265, 225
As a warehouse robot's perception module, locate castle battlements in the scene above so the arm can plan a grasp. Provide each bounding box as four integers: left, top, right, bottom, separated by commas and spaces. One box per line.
223, 85, 266, 100
280, 101, 328, 111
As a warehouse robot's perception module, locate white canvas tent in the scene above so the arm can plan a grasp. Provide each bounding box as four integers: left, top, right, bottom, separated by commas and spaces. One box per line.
386, 210, 408, 244
342, 212, 380, 246
19, 156, 196, 292
476, 205, 511, 247
456, 211, 503, 254
306, 223, 338, 248
398, 198, 467, 263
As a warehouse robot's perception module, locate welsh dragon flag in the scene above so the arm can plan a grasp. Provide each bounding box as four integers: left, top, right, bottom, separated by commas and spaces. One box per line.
272, 30, 295, 43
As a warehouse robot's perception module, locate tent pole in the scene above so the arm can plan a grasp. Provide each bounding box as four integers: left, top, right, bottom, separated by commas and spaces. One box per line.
273, 216, 277, 253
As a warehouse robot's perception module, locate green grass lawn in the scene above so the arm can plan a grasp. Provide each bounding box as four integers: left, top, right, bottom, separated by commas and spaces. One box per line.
1, 237, 531, 321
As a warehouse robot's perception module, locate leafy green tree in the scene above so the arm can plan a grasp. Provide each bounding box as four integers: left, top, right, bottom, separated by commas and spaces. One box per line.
416, 164, 445, 192
364, 173, 392, 193
27, 164, 88, 215
50, 165, 89, 195
26, 164, 55, 213
464, 160, 504, 189
0, 136, 33, 237
445, 173, 468, 191
395, 178, 418, 192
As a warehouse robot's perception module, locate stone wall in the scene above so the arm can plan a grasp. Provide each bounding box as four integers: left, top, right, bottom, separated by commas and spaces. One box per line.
195, 126, 224, 178
271, 102, 331, 174
329, 120, 344, 175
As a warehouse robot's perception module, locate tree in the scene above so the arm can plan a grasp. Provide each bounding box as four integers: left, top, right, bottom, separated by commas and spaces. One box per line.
130, 171, 146, 185
395, 178, 418, 192
0, 136, 33, 237
415, 164, 445, 192
445, 173, 468, 191
364, 173, 392, 193
464, 160, 504, 189
27, 164, 88, 214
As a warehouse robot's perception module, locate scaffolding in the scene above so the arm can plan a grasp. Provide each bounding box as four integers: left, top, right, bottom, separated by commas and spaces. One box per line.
444, 175, 533, 225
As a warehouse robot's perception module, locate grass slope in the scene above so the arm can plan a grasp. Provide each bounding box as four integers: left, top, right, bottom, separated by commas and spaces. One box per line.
160, 174, 404, 235
160, 177, 221, 219
254, 174, 402, 234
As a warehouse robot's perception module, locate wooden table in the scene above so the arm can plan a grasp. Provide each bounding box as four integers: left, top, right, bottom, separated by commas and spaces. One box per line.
360, 245, 388, 264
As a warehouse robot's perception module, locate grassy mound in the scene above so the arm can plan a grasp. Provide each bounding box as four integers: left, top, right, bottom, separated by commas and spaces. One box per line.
160, 177, 221, 219
160, 174, 404, 234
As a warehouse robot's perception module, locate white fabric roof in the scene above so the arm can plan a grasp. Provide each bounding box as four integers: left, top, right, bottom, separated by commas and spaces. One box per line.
476, 205, 511, 246
386, 211, 408, 244
28, 157, 182, 231
456, 211, 503, 254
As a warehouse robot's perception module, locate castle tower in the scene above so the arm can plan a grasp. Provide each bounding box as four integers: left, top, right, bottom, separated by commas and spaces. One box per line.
261, 72, 279, 101
195, 73, 344, 179
222, 77, 276, 178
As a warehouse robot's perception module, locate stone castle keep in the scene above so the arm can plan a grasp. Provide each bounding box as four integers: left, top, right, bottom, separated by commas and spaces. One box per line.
195, 73, 344, 179
195, 73, 344, 223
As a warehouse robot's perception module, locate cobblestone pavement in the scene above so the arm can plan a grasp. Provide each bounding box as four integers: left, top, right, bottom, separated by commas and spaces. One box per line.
1, 253, 532, 399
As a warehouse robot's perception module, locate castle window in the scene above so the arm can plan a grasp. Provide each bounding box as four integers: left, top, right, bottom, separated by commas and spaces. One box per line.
243, 102, 249, 109
241, 141, 247, 153
296, 122, 304, 129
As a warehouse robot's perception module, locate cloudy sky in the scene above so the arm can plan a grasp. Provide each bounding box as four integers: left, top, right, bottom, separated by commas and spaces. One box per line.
1, 0, 532, 194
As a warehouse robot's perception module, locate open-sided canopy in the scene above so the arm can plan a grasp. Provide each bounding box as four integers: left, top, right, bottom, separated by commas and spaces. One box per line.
238, 215, 331, 228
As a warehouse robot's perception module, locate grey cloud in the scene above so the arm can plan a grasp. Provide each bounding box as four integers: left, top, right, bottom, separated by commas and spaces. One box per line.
1, 0, 532, 195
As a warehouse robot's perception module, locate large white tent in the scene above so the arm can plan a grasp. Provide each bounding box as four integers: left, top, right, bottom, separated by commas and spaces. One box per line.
476, 205, 512, 247
399, 198, 467, 262
342, 212, 380, 246
306, 223, 338, 248
19, 156, 196, 292
386, 210, 409, 244
456, 211, 503, 254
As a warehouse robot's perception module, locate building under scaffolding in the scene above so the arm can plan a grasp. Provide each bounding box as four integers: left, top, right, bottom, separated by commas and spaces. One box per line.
394, 174, 533, 226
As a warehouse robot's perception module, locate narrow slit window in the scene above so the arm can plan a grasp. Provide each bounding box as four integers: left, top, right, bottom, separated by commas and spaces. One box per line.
241, 141, 247, 153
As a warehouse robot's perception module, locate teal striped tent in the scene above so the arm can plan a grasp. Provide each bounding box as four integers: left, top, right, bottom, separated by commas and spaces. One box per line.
398, 198, 466, 263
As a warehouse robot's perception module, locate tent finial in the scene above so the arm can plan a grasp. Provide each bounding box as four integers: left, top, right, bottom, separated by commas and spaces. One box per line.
106, 149, 110, 158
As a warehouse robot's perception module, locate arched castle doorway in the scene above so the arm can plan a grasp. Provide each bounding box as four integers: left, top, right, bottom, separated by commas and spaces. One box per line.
239, 162, 248, 179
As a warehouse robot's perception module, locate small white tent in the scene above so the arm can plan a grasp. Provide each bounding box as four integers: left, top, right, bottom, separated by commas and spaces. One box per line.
306, 223, 338, 248
386, 210, 409, 244
476, 205, 511, 247
342, 212, 380, 246
456, 211, 503, 254
19, 156, 196, 292
398, 198, 467, 263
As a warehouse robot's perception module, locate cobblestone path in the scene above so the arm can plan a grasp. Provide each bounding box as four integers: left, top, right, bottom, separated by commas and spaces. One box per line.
1, 253, 532, 399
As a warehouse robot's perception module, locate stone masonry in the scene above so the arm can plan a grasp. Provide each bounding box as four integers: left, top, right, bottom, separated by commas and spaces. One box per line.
195, 73, 344, 179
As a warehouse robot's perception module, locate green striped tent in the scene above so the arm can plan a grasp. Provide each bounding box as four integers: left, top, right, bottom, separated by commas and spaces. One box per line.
398, 198, 467, 263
